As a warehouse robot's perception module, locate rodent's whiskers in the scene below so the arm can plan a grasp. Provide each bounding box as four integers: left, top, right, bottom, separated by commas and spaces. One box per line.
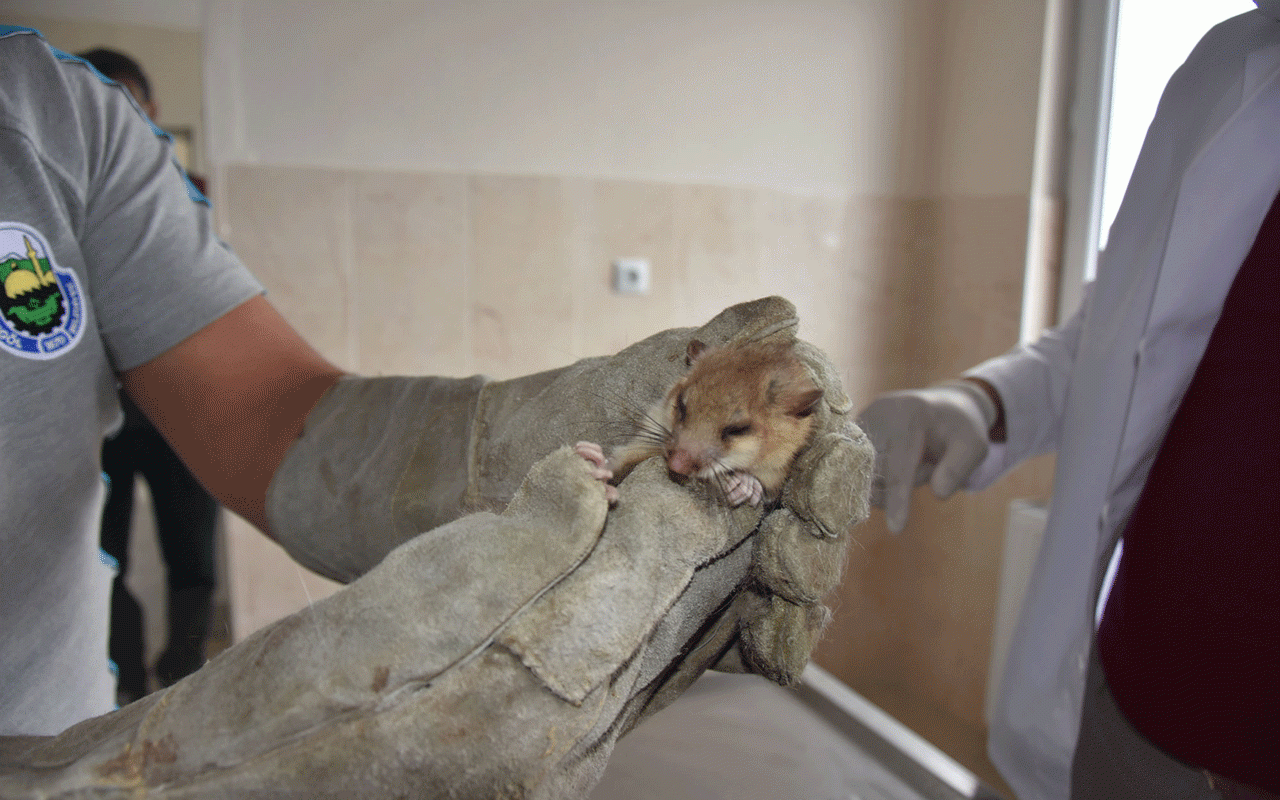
585, 387, 672, 449
704, 456, 736, 504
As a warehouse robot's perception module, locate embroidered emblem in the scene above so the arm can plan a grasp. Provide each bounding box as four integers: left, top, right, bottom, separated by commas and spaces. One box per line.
0, 223, 85, 359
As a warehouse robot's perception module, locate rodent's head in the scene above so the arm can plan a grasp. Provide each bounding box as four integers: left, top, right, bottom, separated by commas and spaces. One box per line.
661, 339, 821, 490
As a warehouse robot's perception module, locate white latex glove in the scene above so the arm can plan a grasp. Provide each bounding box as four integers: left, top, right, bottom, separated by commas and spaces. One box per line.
856, 379, 997, 532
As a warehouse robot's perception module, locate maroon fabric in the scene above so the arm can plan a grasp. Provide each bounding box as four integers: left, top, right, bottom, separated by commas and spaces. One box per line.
1097, 189, 1280, 793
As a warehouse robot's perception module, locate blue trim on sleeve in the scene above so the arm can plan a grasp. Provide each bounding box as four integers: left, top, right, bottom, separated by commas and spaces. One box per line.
0, 24, 40, 38
19, 28, 215, 208
178, 172, 209, 204
99, 547, 120, 573
49, 44, 84, 64
51, 46, 170, 136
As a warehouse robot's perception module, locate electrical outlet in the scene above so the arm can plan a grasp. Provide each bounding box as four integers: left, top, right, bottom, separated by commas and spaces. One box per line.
612, 258, 651, 295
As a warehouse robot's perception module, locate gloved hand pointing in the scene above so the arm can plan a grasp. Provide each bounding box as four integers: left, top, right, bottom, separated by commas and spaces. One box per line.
857, 379, 999, 532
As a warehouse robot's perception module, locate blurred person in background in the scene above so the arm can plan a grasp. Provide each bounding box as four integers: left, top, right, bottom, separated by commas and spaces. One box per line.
79, 47, 219, 703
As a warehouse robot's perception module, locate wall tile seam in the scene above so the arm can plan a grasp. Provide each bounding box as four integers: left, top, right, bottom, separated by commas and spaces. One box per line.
341, 173, 358, 373
460, 173, 475, 378
218, 160, 873, 204
219, 161, 1044, 218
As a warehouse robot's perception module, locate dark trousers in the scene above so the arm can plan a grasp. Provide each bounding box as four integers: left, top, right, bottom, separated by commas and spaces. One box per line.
100, 400, 218, 702
1071, 642, 1278, 800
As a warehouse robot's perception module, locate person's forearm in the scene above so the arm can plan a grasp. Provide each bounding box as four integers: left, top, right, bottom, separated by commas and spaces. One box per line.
120, 296, 345, 534
201, 368, 343, 532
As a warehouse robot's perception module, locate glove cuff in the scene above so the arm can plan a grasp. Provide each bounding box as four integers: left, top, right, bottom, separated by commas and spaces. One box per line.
936, 378, 998, 437
266, 374, 487, 582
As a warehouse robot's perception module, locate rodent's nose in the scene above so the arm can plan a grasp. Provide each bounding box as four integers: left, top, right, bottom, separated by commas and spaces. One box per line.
667, 449, 696, 476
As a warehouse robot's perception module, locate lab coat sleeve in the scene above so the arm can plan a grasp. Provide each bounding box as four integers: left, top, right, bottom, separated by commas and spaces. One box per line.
960, 282, 1094, 489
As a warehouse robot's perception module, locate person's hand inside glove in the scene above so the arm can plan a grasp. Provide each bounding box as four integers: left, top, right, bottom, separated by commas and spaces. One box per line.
269, 296, 867, 588
268, 295, 869, 685
0, 297, 872, 800
857, 378, 1003, 532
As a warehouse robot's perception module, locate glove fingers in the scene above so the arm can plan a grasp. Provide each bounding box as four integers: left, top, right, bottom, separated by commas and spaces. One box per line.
929, 433, 986, 499
794, 340, 852, 414
691, 296, 800, 349
753, 509, 845, 605
782, 429, 873, 540
498, 458, 756, 705
878, 411, 927, 533
738, 593, 831, 686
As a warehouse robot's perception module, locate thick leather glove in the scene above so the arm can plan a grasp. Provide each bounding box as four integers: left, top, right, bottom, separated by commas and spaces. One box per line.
268, 294, 871, 689
0, 449, 733, 798
857, 380, 996, 532
266, 297, 864, 578
0, 298, 873, 799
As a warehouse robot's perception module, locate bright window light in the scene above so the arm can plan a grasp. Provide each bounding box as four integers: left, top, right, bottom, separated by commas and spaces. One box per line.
1096, 0, 1256, 254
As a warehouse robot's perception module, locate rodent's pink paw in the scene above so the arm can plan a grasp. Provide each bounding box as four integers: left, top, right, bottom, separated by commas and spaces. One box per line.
724, 472, 764, 507
574, 441, 618, 505
574, 441, 608, 470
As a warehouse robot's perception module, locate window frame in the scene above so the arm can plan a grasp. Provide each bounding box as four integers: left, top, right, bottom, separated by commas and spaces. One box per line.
1056, 0, 1121, 324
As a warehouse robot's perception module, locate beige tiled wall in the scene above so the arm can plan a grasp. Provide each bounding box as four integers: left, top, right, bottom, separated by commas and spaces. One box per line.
220, 162, 1053, 789
814, 194, 1057, 792
222, 165, 874, 383
218, 163, 878, 632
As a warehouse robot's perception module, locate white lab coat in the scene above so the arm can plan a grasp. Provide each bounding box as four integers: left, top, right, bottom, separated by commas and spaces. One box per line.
964, 7, 1280, 799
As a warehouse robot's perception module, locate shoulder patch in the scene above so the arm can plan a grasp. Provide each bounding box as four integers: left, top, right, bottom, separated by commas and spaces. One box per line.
0, 223, 85, 360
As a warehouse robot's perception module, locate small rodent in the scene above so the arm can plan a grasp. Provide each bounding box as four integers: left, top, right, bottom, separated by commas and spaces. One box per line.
576, 338, 822, 506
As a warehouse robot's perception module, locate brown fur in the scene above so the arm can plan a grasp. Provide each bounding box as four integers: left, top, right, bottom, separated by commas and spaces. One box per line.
609, 339, 822, 501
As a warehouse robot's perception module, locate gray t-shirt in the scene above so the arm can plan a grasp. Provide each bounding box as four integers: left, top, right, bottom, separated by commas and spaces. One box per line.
0, 27, 263, 735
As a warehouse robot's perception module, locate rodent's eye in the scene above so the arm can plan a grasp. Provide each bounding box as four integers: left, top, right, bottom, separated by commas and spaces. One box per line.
721, 423, 752, 440
675, 393, 687, 422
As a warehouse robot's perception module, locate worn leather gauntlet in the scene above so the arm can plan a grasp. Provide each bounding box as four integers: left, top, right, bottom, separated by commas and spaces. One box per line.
0, 297, 872, 799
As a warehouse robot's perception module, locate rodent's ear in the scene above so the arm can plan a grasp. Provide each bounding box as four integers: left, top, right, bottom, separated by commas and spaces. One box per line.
789, 387, 824, 418
685, 339, 708, 365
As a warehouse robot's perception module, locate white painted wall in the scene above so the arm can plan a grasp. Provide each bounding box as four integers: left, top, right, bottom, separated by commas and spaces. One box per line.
203, 1, 1046, 198
3, 0, 1051, 199
0, 0, 202, 31
932, 0, 1046, 197
204, 0, 928, 196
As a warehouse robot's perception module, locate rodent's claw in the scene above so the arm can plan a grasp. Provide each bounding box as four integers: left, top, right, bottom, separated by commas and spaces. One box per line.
724, 472, 764, 507
573, 441, 611, 474
574, 441, 619, 506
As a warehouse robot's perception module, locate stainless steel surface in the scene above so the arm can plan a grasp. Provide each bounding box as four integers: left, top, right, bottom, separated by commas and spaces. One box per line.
590, 668, 1007, 800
